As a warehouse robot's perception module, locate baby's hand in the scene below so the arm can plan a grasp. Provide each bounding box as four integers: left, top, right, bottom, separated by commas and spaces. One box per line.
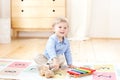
68, 64, 77, 68
52, 63, 59, 71
51, 58, 60, 71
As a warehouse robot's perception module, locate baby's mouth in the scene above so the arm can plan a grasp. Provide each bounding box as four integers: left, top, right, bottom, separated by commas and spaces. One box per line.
60, 32, 65, 34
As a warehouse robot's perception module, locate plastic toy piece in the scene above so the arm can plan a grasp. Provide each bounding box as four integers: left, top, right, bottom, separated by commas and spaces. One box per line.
80, 67, 96, 73
72, 69, 87, 74
67, 70, 80, 75
67, 67, 96, 78
77, 68, 91, 73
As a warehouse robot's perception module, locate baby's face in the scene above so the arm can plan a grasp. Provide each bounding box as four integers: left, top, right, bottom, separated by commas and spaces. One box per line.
53, 22, 69, 38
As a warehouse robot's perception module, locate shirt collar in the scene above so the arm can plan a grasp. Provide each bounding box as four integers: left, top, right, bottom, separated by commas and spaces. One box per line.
54, 34, 67, 44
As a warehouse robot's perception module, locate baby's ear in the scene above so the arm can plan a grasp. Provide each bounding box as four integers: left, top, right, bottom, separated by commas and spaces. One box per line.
52, 28, 55, 32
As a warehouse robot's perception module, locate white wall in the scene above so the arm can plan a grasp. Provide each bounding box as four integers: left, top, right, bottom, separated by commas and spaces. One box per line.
0, 0, 11, 43
90, 0, 120, 38
67, 0, 90, 40
0, 0, 10, 18
0, 19, 11, 43
89, 0, 110, 37
68, 0, 120, 39
109, 0, 120, 38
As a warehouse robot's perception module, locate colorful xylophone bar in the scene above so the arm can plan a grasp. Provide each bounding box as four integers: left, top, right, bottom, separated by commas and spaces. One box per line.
67, 67, 96, 78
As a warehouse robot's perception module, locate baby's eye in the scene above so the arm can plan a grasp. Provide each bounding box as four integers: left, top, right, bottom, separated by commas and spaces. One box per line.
64, 27, 67, 29
59, 26, 62, 28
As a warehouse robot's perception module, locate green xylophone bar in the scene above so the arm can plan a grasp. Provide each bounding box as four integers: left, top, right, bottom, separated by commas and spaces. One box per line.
76, 68, 91, 73
80, 67, 96, 73
72, 68, 88, 74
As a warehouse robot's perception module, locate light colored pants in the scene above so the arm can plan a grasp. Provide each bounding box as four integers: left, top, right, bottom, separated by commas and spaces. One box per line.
34, 54, 65, 67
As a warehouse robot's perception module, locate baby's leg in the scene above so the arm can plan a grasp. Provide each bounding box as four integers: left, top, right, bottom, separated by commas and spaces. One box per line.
34, 54, 49, 75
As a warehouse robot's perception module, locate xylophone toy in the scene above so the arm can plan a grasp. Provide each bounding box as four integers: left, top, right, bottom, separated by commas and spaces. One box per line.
67, 67, 96, 78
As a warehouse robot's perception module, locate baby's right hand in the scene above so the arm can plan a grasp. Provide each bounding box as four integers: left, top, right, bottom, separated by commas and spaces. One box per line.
52, 63, 59, 71
51, 58, 59, 71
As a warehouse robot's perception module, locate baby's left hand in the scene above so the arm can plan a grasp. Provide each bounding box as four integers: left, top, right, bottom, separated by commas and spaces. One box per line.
68, 64, 77, 68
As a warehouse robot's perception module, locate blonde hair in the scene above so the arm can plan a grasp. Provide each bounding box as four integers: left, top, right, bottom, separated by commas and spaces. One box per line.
52, 17, 69, 27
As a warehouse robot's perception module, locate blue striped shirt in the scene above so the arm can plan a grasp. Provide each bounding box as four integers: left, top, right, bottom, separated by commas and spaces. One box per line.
44, 34, 72, 65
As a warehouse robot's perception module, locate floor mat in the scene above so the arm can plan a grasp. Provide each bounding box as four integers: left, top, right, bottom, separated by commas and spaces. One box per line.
0, 59, 120, 80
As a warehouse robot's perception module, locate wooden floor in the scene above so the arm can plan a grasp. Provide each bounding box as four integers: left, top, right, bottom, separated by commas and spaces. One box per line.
0, 38, 120, 64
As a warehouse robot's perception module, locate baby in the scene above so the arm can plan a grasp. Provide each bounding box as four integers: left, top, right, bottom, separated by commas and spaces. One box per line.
34, 17, 75, 78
